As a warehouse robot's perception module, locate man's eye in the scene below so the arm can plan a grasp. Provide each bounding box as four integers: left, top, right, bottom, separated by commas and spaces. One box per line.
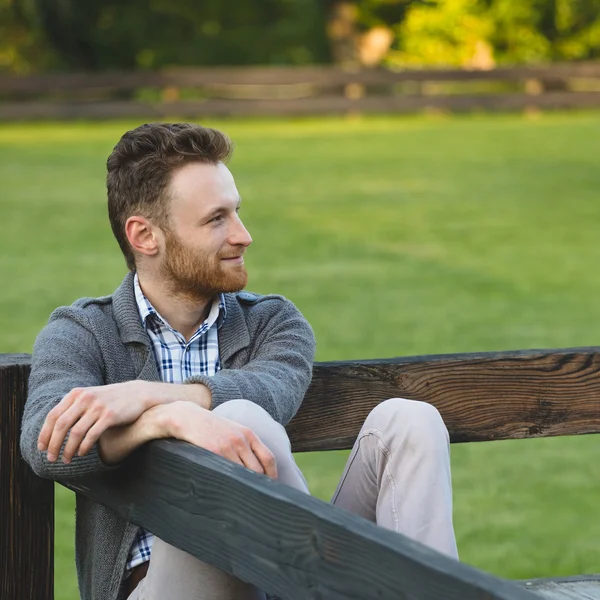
209, 215, 223, 223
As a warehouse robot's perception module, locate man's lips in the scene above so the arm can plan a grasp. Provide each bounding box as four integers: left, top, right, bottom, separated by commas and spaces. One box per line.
221, 255, 244, 263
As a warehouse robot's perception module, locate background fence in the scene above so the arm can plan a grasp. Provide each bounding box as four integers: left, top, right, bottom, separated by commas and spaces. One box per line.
1, 62, 600, 120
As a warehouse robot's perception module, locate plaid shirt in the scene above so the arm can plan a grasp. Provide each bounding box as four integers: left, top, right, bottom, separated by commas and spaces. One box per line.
126, 274, 226, 572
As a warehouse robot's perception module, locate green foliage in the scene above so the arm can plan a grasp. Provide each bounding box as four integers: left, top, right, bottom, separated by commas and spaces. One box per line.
2, 0, 600, 73
31, 0, 330, 70
487, 0, 600, 62
0, 0, 54, 73
390, 0, 600, 66
389, 0, 493, 66
484, 0, 552, 63
353, 0, 423, 30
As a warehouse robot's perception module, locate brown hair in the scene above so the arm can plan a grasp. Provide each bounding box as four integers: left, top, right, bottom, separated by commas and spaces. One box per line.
107, 122, 234, 271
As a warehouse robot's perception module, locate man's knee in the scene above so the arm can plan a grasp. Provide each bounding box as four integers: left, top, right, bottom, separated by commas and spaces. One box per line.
364, 397, 449, 450
214, 398, 269, 425
213, 399, 291, 454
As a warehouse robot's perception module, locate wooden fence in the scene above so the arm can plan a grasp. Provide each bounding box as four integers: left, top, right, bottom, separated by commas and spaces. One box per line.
1, 62, 600, 120
3, 349, 600, 599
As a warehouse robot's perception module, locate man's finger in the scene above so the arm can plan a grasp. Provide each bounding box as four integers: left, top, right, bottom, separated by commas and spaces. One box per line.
220, 447, 246, 469
46, 403, 88, 461
238, 442, 266, 475
38, 389, 80, 451
250, 438, 277, 479
78, 419, 113, 458
61, 412, 99, 463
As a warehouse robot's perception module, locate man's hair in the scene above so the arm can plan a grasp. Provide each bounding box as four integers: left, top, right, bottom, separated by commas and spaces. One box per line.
107, 122, 234, 271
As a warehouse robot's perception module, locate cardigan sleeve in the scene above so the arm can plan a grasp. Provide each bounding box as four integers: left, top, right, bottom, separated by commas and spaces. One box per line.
20, 306, 116, 480
185, 297, 316, 426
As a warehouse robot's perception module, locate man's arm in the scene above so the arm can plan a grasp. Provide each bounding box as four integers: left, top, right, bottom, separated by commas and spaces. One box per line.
23, 296, 314, 476
21, 308, 212, 478
21, 311, 114, 479
186, 297, 316, 425
98, 401, 277, 478
39, 379, 212, 465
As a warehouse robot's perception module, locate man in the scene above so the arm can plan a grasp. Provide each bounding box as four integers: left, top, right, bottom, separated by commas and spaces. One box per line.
20, 123, 458, 600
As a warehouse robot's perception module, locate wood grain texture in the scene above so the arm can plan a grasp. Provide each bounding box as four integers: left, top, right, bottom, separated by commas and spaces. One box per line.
0, 359, 54, 600
3, 348, 600, 452
520, 575, 600, 600
67, 439, 540, 600
288, 348, 600, 451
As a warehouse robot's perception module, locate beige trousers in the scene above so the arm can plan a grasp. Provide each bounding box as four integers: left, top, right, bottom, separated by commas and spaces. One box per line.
128, 398, 458, 600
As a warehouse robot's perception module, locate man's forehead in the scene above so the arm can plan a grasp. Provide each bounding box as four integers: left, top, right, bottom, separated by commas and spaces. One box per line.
169, 162, 238, 207
171, 161, 232, 187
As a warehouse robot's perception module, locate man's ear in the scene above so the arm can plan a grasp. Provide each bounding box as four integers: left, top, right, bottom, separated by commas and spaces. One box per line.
125, 216, 161, 258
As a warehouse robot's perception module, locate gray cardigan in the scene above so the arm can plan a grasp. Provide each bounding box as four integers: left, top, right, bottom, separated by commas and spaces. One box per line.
20, 272, 315, 600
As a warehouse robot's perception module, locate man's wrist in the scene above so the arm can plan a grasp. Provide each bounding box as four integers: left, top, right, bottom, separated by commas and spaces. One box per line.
98, 407, 163, 465
138, 381, 212, 411
181, 383, 212, 410
139, 404, 171, 439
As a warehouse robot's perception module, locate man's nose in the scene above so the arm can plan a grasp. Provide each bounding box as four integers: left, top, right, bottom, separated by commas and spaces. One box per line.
229, 214, 253, 247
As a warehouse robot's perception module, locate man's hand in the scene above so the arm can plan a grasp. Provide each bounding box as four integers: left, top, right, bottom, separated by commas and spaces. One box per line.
38, 381, 212, 464
99, 401, 277, 479
160, 402, 277, 478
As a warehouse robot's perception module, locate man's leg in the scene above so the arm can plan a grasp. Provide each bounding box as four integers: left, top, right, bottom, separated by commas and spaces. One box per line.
128, 539, 266, 600
128, 399, 310, 600
330, 398, 458, 558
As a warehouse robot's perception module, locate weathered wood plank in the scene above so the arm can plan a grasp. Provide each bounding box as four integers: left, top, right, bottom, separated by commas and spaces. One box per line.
0, 357, 53, 600
520, 575, 600, 600
3, 349, 600, 452
289, 348, 600, 451
66, 439, 540, 600
1, 62, 600, 94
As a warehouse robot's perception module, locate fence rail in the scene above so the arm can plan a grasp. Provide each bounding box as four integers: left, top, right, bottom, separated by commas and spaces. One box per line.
1, 62, 600, 120
292, 347, 600, 450
65, 438, 540, 600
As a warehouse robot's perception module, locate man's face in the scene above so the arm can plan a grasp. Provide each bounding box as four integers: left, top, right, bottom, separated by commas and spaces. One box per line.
159, 161, 252, 299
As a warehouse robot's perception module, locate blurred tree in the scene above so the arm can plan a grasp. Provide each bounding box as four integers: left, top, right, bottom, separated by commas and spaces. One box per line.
388, 0, 494, 67
325, 1, 424, 65
31, 0, 331, 70
34, 0, 104, 69
485, 0, 600, 62
387, 0, 600, 67
2, 0, 600, 73
0, 0, 54, 73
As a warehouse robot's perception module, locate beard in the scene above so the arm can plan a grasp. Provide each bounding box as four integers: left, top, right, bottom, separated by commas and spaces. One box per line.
160, 227, 248, 301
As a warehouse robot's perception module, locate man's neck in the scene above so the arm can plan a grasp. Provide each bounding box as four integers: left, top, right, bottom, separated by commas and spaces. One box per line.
136, 273, 213, 342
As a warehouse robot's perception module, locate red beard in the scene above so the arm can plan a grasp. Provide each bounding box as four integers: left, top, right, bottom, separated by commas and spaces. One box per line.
160, 227, 248, 301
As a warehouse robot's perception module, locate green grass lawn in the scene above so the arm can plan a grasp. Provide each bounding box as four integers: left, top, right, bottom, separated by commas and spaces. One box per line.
1, 112, 599, 599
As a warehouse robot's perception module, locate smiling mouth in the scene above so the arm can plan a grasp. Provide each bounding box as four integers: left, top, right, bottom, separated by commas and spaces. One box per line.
221, 255, 244, 263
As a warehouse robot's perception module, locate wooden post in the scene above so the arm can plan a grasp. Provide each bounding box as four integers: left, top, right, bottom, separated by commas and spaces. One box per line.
0, 355, 54, 600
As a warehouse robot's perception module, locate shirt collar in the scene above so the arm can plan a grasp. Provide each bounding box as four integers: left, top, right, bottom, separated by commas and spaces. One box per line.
133, 273, 227, 334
